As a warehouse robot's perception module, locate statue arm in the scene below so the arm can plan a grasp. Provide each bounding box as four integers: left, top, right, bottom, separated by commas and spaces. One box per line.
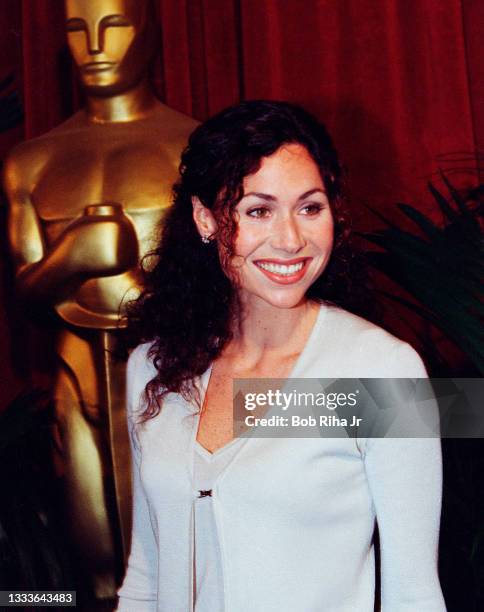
3, 149, 138, 305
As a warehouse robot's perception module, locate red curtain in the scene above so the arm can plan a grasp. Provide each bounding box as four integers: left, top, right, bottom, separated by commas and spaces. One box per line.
16, 0, 482, 213
0, 0, 482, 405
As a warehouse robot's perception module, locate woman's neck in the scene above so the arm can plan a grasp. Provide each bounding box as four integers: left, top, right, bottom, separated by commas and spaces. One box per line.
227, 299, 320, 367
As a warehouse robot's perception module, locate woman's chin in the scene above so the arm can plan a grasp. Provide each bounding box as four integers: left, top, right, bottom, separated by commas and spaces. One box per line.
244, 289, 309, 311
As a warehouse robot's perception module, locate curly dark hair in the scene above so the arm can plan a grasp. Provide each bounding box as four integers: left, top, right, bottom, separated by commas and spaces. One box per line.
126, 100, 373, 418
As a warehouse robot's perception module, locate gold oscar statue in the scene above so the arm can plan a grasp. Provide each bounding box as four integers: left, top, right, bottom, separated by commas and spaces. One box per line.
3, 0, 198, 599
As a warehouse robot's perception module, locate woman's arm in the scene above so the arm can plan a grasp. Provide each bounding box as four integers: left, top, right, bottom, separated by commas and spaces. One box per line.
116, 347, 158, 612
364, 343, 446, 611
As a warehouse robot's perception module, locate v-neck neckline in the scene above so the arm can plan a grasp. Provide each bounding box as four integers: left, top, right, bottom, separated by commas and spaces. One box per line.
194, 437, 243, 460
192, 302, 326, 460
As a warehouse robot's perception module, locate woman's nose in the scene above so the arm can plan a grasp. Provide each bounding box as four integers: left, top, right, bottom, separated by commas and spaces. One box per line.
270, 216, 306, 253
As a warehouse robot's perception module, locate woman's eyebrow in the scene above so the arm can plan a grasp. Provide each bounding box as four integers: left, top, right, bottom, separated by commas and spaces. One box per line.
241, 192, 276, 201
241, 188, 326, 201
298, 188, 327, 200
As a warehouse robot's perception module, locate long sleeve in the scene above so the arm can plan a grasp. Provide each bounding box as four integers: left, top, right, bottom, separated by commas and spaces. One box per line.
116, 346, 158, 612
363, 342, 446, 611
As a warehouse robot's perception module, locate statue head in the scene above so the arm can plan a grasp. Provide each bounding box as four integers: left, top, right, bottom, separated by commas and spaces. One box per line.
65, 0, 156, 96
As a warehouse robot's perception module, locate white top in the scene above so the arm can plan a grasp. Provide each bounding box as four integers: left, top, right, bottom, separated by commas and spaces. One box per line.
116, 303, 446, 612
193, 440, 242, 611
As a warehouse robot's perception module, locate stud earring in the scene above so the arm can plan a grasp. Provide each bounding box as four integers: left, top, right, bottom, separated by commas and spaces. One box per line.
201, 234, 211, 244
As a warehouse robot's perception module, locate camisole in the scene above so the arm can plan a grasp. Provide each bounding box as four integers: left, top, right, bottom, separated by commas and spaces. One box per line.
193, 439, 243, 611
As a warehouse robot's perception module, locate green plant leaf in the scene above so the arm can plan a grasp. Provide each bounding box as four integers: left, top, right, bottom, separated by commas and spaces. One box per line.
361, 175, 484, 374
428, 182, 458, 223
397, 203, 445, 242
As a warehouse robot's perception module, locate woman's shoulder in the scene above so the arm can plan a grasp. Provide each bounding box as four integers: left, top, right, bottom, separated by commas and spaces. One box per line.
126, 342, 158, 416
322, 304, 397, 341
127, 341, 157, 378
313, 303, 427, 377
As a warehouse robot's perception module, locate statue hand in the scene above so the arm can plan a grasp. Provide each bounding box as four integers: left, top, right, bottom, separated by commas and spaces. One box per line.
12, 203, 139, 303
63, 204, 139, 277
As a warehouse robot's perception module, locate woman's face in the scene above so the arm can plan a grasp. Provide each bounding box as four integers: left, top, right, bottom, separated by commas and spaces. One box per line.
229, 143, 334, 310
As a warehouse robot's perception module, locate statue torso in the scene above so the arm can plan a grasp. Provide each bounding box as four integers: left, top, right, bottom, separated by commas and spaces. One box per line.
20, 105, 198, 327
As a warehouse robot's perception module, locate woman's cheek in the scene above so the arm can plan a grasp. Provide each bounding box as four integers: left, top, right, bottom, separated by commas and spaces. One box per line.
234, 220, 269, 256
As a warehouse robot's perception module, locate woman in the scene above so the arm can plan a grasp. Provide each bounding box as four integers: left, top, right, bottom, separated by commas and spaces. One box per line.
117, 100, 445, 611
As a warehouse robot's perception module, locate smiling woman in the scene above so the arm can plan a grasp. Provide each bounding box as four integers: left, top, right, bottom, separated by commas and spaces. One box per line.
193, 143, 335, 310
117, 100, 446, 611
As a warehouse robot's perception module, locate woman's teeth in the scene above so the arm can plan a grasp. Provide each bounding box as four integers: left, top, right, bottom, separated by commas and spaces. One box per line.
256, 261, 305, 276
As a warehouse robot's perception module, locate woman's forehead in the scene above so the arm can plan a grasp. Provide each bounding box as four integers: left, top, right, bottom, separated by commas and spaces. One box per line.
242, 144, 323, 193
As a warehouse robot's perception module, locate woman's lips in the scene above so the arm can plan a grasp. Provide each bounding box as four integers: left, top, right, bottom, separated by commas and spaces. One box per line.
254, 258, 311, 285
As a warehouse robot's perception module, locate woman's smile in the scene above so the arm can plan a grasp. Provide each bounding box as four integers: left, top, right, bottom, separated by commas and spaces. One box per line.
253, 257, 312, 284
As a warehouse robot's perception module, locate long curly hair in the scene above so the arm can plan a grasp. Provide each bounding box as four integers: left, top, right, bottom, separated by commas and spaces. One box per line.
125, 100, 373, 418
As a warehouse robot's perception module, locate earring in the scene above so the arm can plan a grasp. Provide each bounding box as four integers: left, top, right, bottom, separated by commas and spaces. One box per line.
201, 234, 211, 244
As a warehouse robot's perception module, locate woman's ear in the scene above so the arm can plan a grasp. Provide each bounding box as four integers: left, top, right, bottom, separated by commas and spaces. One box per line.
192, 197, 218, 240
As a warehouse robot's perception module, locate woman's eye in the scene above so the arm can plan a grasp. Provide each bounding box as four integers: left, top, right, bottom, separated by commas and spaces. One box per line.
300, 203, 324, 216
247, 207, 270, 218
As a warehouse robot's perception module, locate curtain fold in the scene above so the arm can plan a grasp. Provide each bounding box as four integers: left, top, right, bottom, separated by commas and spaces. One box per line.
462, 0, 484, 177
